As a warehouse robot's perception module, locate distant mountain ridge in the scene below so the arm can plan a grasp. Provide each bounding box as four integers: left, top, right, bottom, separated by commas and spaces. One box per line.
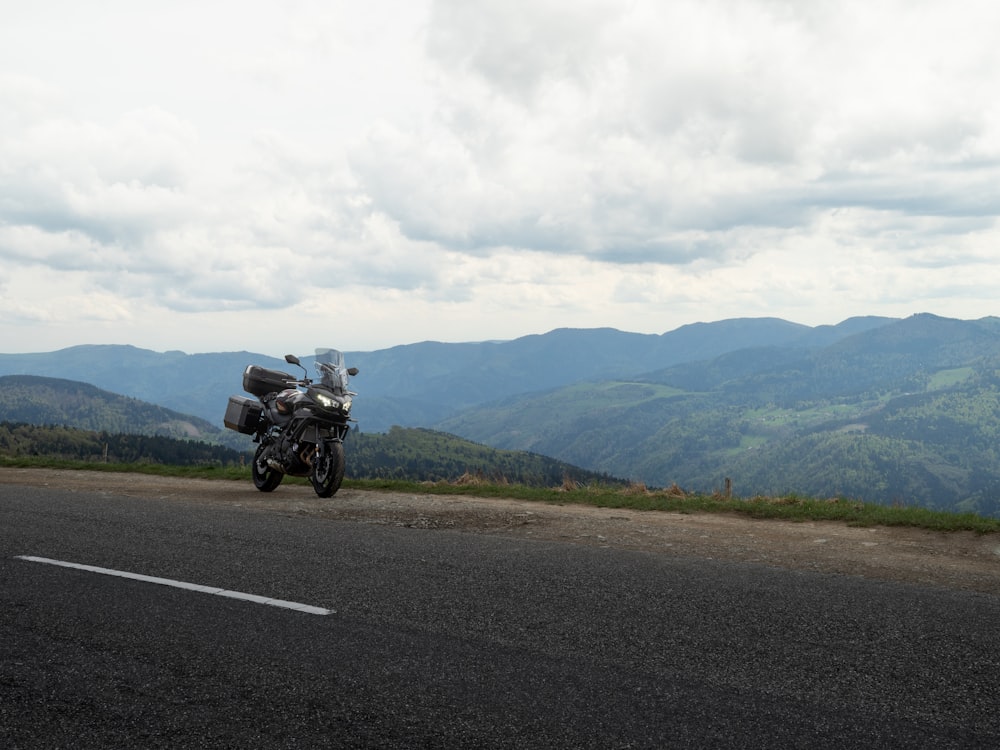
0, 315, 898, 432
10, 313, 1000, 514
0, 347, 292, 432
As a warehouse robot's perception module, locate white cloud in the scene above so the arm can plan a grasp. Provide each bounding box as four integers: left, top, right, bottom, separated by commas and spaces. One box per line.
1, 0, 1000, 354
353, 0, 1000, 267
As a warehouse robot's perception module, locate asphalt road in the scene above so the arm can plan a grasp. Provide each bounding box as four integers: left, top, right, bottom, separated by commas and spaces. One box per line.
3, 482, 1000, 749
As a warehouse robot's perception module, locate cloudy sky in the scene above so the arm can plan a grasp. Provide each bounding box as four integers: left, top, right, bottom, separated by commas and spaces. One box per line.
2, 0, 999, 355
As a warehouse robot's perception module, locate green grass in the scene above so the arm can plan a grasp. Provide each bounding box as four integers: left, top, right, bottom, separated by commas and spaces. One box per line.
927, 367, 974, 390
746, 401, 882, 433
503, 380, 687, 424
4, 455, 999, 534
1, 456, 250, 480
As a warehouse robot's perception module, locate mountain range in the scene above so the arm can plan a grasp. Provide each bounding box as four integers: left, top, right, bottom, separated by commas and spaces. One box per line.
4, 313, 1000, 515
0, 315, 894, 431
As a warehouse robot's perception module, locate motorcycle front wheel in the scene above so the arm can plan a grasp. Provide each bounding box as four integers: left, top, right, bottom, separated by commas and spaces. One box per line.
252, 443, 283, 492
311, 440, 345, 498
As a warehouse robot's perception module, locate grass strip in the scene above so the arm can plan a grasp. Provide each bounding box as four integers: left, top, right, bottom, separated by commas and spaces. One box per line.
3, 457, 998, 534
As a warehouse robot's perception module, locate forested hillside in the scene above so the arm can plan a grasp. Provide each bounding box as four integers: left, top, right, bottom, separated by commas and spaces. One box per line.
0, 421, 617, 488
436, 315, 1000, 516
7, 314, 1000, 513
0, 422, 243, 465
0, 375, 225, 441
347, 427, 623, 486
0, 373, 616, 485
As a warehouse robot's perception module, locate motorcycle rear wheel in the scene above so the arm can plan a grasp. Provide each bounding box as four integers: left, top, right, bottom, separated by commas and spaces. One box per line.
252, 443, 283, 492
311, 440, 345, 498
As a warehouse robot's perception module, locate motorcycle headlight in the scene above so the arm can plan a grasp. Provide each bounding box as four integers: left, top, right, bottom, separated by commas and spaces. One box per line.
315, 393, 350, 414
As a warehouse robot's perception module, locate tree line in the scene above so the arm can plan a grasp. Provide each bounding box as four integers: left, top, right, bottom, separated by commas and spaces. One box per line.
0, 422, 623, 488
0, 422, 243, 466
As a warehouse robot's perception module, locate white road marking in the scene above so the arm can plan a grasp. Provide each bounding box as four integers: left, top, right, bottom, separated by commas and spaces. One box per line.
14, 555, 333, 615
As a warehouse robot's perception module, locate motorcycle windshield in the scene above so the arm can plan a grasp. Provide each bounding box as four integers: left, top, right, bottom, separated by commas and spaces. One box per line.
314, 348, 349, 395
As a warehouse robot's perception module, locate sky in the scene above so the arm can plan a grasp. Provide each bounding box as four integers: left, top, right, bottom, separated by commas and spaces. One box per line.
2, 0, 1000, 355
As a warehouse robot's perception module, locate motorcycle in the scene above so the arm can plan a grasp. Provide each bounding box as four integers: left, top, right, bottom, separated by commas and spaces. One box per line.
224, 348, 358, 497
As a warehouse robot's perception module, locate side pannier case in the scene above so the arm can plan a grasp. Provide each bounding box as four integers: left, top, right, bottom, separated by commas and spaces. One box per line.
224, 395, 263, 434
243, 365, 294, 397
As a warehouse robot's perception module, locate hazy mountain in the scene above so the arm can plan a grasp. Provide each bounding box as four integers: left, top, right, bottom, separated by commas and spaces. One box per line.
0, 346, 292, 430
353, 317, 892, 406
0, 316, 896, 433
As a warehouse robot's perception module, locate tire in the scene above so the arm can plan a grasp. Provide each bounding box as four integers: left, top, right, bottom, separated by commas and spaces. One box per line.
252, 443, 283, 492
311, 440, 345, 498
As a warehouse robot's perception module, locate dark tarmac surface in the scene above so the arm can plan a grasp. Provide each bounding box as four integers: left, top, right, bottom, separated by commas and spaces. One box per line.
4, 480, 1000, 748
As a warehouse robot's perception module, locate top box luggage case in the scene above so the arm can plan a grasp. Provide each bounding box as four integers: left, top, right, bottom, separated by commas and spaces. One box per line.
243, 365, 295, 397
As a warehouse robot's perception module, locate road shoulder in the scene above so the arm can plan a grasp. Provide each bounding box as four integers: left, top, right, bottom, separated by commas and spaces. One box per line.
3, 467, 999, 595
